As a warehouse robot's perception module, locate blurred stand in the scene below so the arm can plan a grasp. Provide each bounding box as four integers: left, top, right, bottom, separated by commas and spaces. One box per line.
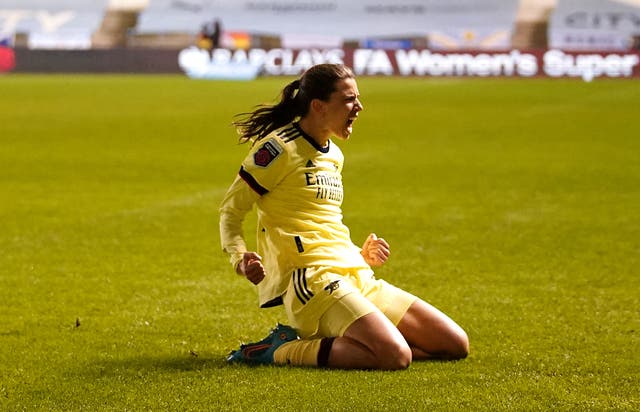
92, 9, 139, 48
511, 0, 555, 49
5, 0, 640, 79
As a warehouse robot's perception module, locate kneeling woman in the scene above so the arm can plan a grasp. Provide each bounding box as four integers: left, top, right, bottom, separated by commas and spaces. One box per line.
219, 64, 469, 369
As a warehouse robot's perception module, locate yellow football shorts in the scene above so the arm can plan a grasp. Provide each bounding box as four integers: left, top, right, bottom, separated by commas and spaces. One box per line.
283, 266, 417, 339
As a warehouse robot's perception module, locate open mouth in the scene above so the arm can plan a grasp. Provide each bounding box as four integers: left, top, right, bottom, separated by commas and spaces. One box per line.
343, 115, 358, 137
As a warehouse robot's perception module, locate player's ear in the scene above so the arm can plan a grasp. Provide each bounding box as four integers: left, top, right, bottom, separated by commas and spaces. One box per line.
310, 98, 326, 115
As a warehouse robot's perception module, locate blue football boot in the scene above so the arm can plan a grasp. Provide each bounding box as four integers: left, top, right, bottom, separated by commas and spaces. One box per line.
227, 323, 298, 365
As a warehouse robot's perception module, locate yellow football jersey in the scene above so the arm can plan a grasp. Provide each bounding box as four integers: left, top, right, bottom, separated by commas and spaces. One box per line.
219, 122, 369, 307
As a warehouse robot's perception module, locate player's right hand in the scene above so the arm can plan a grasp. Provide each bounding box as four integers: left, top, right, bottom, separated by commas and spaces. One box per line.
238, 252, 266, 285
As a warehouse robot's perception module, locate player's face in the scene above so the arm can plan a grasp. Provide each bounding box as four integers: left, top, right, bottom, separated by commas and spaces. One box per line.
322, 78, 363, 141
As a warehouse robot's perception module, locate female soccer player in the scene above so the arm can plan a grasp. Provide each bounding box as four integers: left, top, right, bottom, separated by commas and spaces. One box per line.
220, 64, 468, 369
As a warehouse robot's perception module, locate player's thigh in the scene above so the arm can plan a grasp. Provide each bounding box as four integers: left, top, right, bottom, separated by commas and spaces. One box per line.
316, 271, 416, 340
397, 298, 469, 357
315, 273, 418, 340
284, 267, 367, 339
324, 293, 411, 364
360, 276, 418, 326
316, 291, 379, 338
342, 309, 409, 352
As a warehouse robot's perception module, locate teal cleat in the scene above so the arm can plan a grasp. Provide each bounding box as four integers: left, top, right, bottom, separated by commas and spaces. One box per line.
227, 324, 299, 365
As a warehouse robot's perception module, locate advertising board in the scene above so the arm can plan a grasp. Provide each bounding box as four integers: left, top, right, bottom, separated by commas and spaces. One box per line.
177, 46, 640, 81
0, 35, 14, 72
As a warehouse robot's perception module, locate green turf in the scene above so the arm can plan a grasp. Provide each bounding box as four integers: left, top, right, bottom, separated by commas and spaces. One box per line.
1, 74, 638, 411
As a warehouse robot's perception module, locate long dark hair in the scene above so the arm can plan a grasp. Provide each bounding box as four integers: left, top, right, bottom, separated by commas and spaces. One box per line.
233, 64, 355, 144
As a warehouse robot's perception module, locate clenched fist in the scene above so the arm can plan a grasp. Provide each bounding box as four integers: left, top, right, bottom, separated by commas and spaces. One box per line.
361, 233, 390, 267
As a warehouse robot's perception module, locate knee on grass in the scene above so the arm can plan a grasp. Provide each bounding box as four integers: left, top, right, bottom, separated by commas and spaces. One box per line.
377, 341, 412, 370
444, 330, 470, 360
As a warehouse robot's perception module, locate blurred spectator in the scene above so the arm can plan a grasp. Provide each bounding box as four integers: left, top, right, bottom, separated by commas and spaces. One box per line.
198, 18, 221, 51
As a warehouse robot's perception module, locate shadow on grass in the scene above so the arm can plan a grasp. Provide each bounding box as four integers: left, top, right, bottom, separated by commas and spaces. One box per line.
78, 354, 230, 378
74, 352, 463, 379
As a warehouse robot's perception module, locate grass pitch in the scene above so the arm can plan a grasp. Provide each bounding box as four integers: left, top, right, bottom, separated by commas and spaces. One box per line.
1, 74, 639, 411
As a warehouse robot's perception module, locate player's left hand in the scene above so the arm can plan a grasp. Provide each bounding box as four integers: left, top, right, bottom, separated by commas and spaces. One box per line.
361, 233, 390, 267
